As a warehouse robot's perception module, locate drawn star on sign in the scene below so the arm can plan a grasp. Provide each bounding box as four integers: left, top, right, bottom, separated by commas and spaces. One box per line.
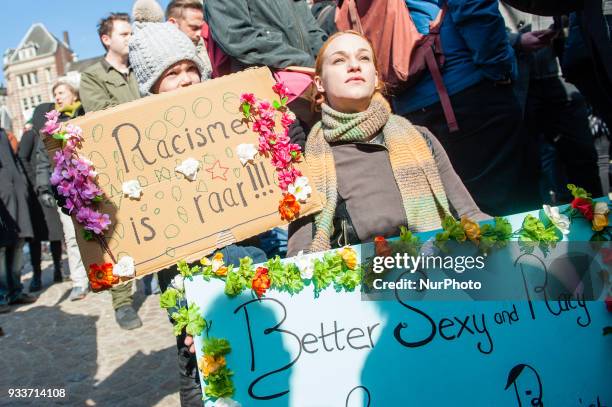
205, 160, 229, 181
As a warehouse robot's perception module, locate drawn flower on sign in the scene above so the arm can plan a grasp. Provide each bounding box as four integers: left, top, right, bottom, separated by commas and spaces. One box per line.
542, 205, 570, 235
175, 158, 201, 181
122, 180, 142, 200
112, 256, 135, 277
236, 143, 258, 165
88, 263, 118, 291
287, 176, 312, 203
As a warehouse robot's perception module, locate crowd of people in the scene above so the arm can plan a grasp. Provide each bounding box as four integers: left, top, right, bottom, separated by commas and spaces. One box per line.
0, 0, 610, 404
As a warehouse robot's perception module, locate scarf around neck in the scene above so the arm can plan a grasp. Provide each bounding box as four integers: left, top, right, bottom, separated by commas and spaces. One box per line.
305, 93, 450, 252
55, 101, 82, 118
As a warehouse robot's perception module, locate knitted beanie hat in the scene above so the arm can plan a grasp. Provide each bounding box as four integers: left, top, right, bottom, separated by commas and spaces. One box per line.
129, 0, 208, 95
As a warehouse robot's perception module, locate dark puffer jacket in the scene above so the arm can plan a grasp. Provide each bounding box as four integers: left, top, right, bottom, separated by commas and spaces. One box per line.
204, 0, 328, 71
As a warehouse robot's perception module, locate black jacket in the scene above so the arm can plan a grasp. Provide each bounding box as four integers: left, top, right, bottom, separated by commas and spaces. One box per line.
0, 128, 33, 244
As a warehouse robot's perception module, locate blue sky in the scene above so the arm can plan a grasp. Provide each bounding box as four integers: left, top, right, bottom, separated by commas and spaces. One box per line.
0, 0, 173, 84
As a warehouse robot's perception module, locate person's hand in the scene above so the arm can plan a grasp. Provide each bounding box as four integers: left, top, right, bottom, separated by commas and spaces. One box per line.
40, 192, 56, 208
184, 335, 196, 354
519, 29, 557, 52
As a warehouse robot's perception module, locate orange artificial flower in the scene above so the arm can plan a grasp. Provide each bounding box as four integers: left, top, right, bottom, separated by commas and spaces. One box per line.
198, 354, 226, 378
461, 216, 481, 243
279, 193, 300, 221
374, 236, 392, 257
211, 252, 227, 276
88, 263, 118, 291
252, 266, 271, 298
339, 246, 358, 270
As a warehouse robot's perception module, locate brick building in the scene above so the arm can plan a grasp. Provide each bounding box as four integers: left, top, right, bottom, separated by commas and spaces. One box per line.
3, 23, 74, 137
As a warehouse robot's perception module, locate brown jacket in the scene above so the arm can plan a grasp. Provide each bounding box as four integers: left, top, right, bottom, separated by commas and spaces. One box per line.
287, 127, 489, 256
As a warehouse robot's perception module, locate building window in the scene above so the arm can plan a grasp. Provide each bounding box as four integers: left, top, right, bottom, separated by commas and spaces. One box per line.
22, 98, 29, 111
29, 72, 38, 85
25, 74, 31, 86
18, 75, 25, 88
30, 96, 36, 107
37, 95, 42, 103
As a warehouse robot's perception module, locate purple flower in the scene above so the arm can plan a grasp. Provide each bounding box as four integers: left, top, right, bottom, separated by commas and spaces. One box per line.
57, 181, 72, 197
78, 208, 110, 235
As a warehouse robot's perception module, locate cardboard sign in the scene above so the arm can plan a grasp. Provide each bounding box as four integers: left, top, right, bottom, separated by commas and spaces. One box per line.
46, 68, 322, 277
184, 207, 612, 406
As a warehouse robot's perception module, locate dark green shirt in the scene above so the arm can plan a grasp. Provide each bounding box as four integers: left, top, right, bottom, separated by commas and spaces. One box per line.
80, 58, 140, 113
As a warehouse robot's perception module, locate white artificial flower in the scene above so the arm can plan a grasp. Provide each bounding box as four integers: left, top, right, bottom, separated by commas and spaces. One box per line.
122, 180, 143, 200
288, 176, 312, 203
236, 143, 258, 165
543, 205, 571, 235
215, 398, 241, 407
171, 274, 185, 292
594, 202, 610, 216
113, 256, 135, 277
175, 158, 200, 181
296, 250, 314, 280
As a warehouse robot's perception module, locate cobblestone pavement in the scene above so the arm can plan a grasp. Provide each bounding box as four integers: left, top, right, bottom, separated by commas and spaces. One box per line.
0, 255, 180, 407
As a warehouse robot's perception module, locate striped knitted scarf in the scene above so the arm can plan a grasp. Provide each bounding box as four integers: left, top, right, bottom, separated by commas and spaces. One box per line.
305, 93, 450, 252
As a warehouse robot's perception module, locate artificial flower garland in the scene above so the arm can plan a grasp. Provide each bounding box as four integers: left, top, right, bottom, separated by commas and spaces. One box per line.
42, 111, 115, 260
239, 83, 310, 221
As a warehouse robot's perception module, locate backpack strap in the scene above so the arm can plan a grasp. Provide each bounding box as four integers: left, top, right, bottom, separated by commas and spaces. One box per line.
424, 47, 459, 132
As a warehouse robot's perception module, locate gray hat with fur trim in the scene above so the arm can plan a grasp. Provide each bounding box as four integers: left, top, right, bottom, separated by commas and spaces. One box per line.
129, 0, 207, 95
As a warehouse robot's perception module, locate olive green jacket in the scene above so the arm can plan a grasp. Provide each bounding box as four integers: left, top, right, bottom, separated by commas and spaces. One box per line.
80, 59, 140, 113
204, 0, 328, 71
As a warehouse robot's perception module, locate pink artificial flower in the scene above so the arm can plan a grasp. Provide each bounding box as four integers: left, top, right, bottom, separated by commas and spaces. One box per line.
277, 167, 302, 191
271, 146, 292, 169
280, 111, 296, 128
272, 82, 290, 99
288, 143, 302, 162
42, 110, 61, 135
258, 100, 271, 112
240, 93, 256, 105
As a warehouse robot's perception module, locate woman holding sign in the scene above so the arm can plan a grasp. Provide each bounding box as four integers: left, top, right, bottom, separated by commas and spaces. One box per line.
287, 31, 489, 255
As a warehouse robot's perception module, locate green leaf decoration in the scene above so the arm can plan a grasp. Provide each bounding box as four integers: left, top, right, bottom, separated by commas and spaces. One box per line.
186, 304, 206, 336
567, 184, 591, 200
313, 252, 343, 295
202, 337, 231, 357
334, 265, 362, 292
241, 102, 251, 119
171, 307, 189, 336
52, 132, 66, 141
83, 230, 94, 241
281, 96, 288, 106
159, 287, 180, 309
272, 100, 281, 110
177, 260, 200, 278
204, 366, 235, 398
